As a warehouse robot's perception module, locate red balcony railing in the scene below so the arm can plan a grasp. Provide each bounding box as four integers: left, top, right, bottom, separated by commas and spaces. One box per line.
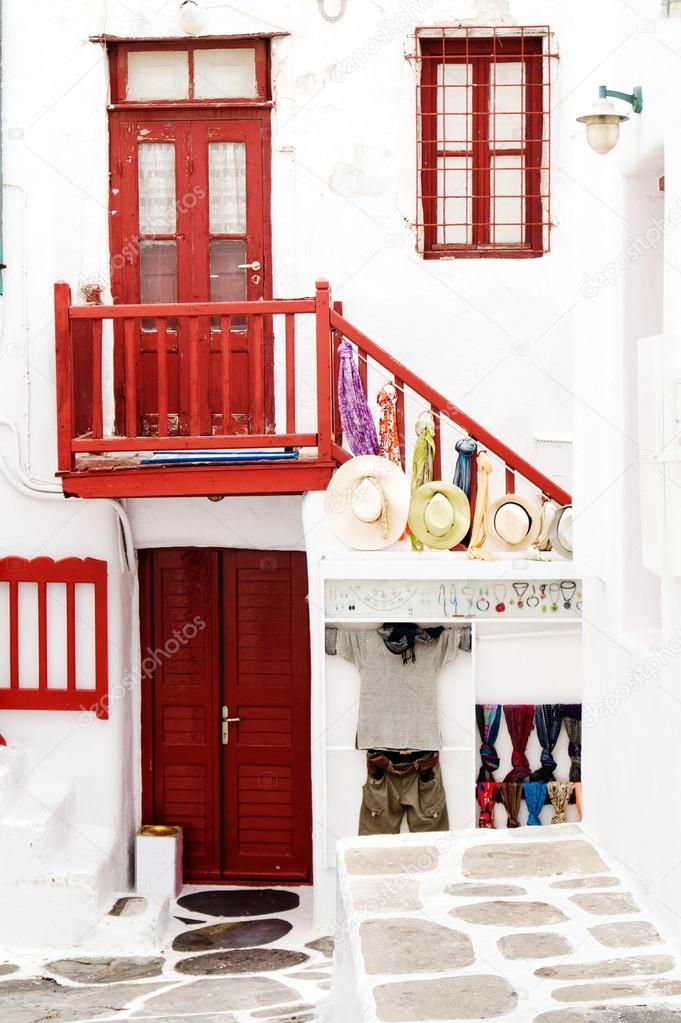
54, 278, 570, 507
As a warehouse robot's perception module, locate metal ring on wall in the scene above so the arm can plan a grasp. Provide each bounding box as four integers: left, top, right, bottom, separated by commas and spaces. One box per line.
317, 0, 348, 22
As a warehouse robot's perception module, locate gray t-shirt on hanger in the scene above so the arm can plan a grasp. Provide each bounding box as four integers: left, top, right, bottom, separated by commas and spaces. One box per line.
325, 627, 463, 751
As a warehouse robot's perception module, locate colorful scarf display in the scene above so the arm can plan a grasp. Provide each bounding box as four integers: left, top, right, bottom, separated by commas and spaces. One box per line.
502, 704, 535, 782
468, 451, 496, 560
476, 704, 502, 782
530, 704, 565, 782
523, 782, 547, 826
548, 781, 574, 824
476, 782, 499, 829
410, 413, 435, 551
563, 705, 582, 782
453, 437, 477, 497
376, 384, 401, 465
337, 341, 379, 456
499, 782, 523, 828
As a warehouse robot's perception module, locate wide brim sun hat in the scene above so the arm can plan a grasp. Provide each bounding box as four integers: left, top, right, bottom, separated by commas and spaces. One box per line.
549, 504, 574, 559
408, 481, 471, 550
324, 455, 410, 550
485, 494, 542, 552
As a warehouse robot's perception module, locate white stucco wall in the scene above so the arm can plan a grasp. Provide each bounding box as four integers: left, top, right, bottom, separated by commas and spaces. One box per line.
2, 0, 679, 950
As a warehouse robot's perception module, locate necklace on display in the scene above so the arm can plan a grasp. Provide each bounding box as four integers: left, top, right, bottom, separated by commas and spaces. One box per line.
526, 584, 539, 609
438, 584, 447, 618
539, 583, 548, 613
549, 583, 561, 613
476, 586, 491, 612
560, 580, 577, 609
449, 584, 458, 616
462, 585, 476, 612
512, 582, 529, 608
494, 583, 508, 613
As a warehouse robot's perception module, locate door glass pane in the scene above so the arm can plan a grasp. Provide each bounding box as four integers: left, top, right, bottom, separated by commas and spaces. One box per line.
209, 143, 246, 234
210, 239, 246, 329
127, 51, 189, 100
138, 144, 176, 234
140, 241, 177, 330
194, 48, 257, 99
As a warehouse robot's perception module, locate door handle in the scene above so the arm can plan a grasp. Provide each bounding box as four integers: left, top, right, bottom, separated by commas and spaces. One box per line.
237, 260, 261, 271
222, 706, 241, 746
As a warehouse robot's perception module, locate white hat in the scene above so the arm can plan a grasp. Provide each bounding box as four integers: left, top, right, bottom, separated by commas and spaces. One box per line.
324, 456, 410, 550
408, 482, 470, 550
486, 495, 541, 552
549, 504, 573, 558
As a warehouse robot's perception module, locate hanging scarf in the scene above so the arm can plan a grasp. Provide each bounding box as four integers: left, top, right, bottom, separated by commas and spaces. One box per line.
530, 704, 565, 782
499, 782, 523, 828
377, 384, 401, 466
453, 438, 476, 497
410, 412, 435, 551
476, 704, 502, 782
523, 781, 547, 826
548, 781, 574, 824
476, 782, 499, 829
503, 704, 535, 782
574, 781, 583, 821
337, 341, 379, 456
378, 623, 444, 664
563, 705, 582, 782
468, 450, 496, 561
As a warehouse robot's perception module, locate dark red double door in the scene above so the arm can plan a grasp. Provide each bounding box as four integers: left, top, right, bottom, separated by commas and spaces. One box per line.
140, 549, 312, 883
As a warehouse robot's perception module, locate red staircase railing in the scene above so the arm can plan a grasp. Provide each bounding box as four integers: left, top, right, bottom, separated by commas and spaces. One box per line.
326, 288, 571, 507
54, 278, 570, 506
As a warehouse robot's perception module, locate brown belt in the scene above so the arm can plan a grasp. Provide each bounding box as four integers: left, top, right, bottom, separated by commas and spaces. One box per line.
367, 750, 439, 777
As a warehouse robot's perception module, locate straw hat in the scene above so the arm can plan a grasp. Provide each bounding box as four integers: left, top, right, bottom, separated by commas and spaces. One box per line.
408, 482, 470, 550
485, 494, 541, 551
324, 455, 410, 550
549, 504, 573, 559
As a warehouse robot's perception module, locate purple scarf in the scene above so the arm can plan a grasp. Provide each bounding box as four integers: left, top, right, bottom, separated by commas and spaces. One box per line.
337, 341, 379, 456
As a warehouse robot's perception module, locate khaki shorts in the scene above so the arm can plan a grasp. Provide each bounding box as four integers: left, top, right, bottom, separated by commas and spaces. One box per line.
358, 759, 449, 835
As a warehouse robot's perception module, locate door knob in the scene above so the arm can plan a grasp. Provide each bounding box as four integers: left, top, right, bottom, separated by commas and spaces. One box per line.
237, 260, 261, 271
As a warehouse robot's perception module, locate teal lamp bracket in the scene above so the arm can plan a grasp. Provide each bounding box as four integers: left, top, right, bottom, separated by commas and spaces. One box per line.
598, 85, 643, 114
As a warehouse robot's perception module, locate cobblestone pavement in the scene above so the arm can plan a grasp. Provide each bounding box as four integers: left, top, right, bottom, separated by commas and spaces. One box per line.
0, 886, 333, 1023
335, 825, 681, 1022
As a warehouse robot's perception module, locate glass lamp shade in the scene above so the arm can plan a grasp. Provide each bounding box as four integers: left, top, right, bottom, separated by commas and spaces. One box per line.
577, 99, 629, 155
179, 0, 204, 34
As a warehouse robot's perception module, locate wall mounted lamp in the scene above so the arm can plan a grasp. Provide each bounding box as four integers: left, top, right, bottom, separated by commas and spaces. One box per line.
577, 85, 643, 155
179, 0, 204, 35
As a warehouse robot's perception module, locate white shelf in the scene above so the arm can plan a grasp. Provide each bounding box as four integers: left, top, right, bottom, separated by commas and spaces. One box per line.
320, 554, 588, 582
325, 617, 581, 625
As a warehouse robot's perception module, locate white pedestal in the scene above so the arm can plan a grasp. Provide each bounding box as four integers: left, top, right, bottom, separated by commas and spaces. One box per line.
135, 825, 183, 899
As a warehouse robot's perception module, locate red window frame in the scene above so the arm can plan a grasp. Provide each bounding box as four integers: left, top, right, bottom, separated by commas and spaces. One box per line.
0, 557, 109, 718
107, 37, 271, 107
419, 33, 548, 258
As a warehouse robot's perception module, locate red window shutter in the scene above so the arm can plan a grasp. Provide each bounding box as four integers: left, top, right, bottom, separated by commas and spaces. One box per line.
0, 556, 109, 718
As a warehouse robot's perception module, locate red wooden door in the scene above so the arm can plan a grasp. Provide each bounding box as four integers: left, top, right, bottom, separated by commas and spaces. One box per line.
142, 548, 222, 880
221, 551, 312, 882
109, 112, 272, 437
140, 548, 312, 884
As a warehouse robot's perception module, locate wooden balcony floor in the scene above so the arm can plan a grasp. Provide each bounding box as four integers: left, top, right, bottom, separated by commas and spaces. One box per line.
59, 448, 336, 499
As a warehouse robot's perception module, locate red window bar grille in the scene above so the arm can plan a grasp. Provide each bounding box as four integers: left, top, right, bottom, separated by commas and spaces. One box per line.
415, 26, 558, 258
0, 557, 109, 719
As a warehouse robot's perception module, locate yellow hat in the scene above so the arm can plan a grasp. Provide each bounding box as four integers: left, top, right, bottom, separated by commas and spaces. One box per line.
408, 482, 470, 550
